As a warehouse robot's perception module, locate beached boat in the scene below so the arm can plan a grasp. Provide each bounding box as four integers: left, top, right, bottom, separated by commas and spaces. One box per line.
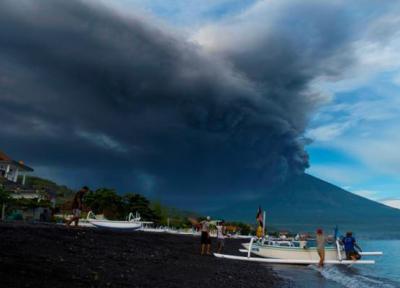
86, 211, 147, 231
242, 238, 339, 261
215, 236, 382, 265
89, 220, 142, 230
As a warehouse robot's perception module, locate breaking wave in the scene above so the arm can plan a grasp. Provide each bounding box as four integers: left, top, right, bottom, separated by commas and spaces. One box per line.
309, 264, 398, 288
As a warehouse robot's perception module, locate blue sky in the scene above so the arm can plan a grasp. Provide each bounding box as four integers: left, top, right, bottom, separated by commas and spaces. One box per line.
107, 0, 400, 208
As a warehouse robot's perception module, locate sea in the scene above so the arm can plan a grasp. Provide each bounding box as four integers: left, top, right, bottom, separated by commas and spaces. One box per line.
272, 240, 400, 288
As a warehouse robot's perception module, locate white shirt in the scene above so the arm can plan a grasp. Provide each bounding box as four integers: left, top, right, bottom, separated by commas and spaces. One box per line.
216, 225, 225, 239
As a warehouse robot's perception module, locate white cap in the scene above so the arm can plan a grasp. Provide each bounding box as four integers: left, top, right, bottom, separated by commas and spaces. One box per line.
206, 216, 210, 220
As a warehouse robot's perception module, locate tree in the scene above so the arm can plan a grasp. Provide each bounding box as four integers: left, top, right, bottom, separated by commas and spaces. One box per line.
151, 201, 168, 225
123, 193, 160, 223
0, 186, 11, 221
84, 188, 124, 219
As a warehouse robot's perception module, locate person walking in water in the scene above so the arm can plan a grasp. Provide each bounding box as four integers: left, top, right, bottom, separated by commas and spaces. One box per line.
200, 216, 212, 255
341, 231, 362, 260
216, 220, 226, 253
316, 228, 326, 267
66, 186, 89, 227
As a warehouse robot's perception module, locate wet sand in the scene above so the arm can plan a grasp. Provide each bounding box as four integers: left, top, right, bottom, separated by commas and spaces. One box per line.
0, 223, 286, 287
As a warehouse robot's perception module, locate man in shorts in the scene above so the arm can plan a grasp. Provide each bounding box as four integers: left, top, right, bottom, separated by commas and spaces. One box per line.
200, 216, 211, 255
66, 186, 89, 227
216, 220, 226, 253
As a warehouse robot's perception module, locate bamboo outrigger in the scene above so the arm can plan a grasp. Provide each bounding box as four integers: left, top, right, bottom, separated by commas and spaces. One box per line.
214, 235, 382, 265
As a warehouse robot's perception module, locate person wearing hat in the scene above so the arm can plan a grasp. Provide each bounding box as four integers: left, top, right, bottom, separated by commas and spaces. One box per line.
316, 228, 326, 267
200, 216, 212, 255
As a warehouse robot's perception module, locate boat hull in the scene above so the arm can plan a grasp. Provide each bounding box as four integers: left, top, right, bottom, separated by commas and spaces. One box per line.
89, 220, 142, 231
242, 242, 338, 261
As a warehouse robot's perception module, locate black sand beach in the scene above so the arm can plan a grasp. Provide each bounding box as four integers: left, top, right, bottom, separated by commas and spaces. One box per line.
0, 223, 286, 287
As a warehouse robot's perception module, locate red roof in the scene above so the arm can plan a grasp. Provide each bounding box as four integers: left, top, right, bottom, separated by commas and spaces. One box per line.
0, 150, 12, 161
0, 150, 33, 172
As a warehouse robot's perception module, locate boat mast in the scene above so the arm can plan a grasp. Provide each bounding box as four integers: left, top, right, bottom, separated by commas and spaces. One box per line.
263, 211, 266, 236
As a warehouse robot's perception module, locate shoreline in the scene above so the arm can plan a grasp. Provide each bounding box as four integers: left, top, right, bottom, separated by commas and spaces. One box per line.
0, 223, 286, 287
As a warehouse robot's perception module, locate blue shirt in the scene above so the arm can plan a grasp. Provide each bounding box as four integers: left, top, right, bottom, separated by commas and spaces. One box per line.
342, 236, 355, 252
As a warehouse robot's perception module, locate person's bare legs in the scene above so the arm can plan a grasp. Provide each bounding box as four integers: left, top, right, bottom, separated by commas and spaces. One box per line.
206, 244, 211, 255
66, 217, 74, 227
217, 241, 223, 253
66, 216, 78, 227
318, 250, 325, 267
201, 244, 205, 255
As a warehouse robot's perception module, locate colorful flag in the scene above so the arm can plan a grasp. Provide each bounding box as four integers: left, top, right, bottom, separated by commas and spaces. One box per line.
256, 206, 263, 228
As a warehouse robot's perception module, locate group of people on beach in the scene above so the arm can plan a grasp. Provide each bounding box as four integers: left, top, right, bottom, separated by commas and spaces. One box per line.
316, 228, 362, 267
199, 216, 226, 255
66, 187, 363, 267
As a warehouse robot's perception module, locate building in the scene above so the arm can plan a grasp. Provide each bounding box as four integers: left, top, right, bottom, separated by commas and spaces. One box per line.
0, 150, 54, 221
0, 150, 33, 185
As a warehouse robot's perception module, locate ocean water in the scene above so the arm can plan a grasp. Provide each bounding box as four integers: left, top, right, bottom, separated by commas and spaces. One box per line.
273, 240, 400, 288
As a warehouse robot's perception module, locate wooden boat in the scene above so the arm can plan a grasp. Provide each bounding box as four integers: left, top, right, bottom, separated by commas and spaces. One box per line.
214, 236, 382, 265
86, 211, 145, 231
242, 238, 338, 261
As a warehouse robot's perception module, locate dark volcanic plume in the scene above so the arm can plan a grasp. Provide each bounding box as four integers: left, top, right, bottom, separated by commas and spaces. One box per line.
0, 0, 357, 208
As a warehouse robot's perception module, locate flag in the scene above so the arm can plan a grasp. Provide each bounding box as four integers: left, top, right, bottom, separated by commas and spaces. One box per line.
256, 206, 263, 228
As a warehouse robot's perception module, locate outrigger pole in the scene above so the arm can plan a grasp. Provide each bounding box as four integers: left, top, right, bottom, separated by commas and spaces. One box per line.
213, 253, 376, 265
238, 249, 383, 256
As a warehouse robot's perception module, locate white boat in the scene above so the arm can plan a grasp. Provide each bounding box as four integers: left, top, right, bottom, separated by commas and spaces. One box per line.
86, 211, 146, 231
89, 220, 142, 230
242, 238, 339, 261
214, 236, 382, 265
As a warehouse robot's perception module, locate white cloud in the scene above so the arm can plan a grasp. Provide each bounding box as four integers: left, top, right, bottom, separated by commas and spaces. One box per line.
332, 134, 400, 176
307, 164, 369, 187
306, 122, 351, 141
76, 130, 128, 153
350, 189, 378, 199
380, 199, 400, 209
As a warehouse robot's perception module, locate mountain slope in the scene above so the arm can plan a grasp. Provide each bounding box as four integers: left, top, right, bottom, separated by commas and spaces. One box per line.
215, 174, 400, 237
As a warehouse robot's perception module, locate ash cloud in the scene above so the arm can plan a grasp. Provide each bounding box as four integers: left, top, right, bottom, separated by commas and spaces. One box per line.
0, 0, 365, 209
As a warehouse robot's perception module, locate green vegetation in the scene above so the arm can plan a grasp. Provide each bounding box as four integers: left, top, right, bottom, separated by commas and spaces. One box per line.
22, 176, 75, 204
83, 188, 196, 226
0, 186, 11, 205
224, 221, 253, 235
84, 189, 161, 222
0, 186, 11, 220
4, 176, 253, 232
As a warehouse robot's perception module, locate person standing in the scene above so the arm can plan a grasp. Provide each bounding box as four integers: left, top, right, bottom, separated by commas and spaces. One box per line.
341, 231, 362, 260
66, 186, 89, 227
316, 228, 326, 267
216, 220, 226, 253
200, 216, 211, 255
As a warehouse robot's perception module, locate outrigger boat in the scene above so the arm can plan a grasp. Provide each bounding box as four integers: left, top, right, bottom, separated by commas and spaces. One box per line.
215, 236, 383, 265
214, 208, 382, 265
87, 211, 152, 231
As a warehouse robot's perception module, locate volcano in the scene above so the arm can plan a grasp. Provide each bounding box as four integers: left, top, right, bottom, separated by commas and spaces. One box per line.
213, 174, 400, 238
